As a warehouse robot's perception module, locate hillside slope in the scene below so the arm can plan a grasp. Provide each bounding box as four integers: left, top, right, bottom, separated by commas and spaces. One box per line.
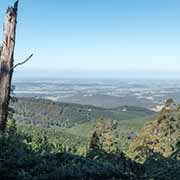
128, 102, 180, 162
11, 97, 155, 128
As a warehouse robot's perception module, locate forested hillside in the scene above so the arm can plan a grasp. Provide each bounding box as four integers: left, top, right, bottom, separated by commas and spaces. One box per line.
0, 1, 180, 179
10, 97, 155, 152
129, 100, 180, 162
1, 99, 180, 179
128, 100, 180, 179
11, 97, 154, 128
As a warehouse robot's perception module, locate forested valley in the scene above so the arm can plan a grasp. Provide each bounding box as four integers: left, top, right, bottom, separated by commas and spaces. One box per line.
1, 96, 180, 179
0, 1, 180, 180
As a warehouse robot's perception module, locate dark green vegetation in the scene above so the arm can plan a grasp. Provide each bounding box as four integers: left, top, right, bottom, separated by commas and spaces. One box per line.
12, 97, 154, 128
11, 97, 155, 152
128, 99, 180, 179
1, 97, 180, 179
128, 99, 180, 162
1, 120, 145, 180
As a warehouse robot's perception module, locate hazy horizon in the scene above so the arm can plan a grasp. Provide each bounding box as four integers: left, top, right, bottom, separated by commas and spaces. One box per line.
13, 68, 180, 80
1, 0, 180, 80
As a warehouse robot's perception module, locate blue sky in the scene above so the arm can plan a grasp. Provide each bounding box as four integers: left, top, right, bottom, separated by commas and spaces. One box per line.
1, 0, 180, 79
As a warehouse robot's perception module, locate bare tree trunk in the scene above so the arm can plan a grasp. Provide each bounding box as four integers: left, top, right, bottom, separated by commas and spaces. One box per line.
0, 1, 18, 131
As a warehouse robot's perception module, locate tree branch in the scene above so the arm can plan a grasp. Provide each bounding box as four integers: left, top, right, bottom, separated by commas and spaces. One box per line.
11, 53, 33, 70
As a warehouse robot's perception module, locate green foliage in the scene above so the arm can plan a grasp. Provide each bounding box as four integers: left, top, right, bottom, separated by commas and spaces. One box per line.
2, 98, 180, 179
88, 119, 118, 154
0, 125, 144, 180
11, 97, 154, 128
10, 97, 155, 154
165, 98, 174, 107
144, 152, 180, 180
17, 124, 88, 155
128, 100, 180, 163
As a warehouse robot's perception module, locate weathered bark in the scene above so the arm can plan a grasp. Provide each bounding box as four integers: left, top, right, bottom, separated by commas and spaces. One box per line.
0, 1, 18, 131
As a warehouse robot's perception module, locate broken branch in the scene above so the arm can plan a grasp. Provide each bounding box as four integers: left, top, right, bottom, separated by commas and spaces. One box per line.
12, 53, 33, 70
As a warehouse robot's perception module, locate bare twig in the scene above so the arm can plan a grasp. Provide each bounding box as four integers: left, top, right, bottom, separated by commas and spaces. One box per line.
11, 53, 33, 70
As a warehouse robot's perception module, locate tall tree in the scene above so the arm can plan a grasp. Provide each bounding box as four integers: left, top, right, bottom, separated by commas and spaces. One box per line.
0, 1, 18, 131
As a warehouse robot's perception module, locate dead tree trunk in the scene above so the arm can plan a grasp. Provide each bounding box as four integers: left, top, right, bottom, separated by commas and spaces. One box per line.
0, 1, 18, 131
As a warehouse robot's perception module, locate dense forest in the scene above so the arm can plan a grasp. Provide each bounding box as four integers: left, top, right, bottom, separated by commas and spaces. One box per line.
12, 97, 154, 128
0, 1, 180, 180
11, 97, 155, 151
0, 97, 180, 179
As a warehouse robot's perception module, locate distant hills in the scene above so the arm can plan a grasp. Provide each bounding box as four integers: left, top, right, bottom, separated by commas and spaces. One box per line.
14, 79, 180, 110
11, 97, 155, 153
6, 98, 180, 180
11, 97, 155, 128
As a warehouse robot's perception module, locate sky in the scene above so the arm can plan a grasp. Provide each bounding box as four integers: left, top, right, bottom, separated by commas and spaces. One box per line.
0, 0, 180, 79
